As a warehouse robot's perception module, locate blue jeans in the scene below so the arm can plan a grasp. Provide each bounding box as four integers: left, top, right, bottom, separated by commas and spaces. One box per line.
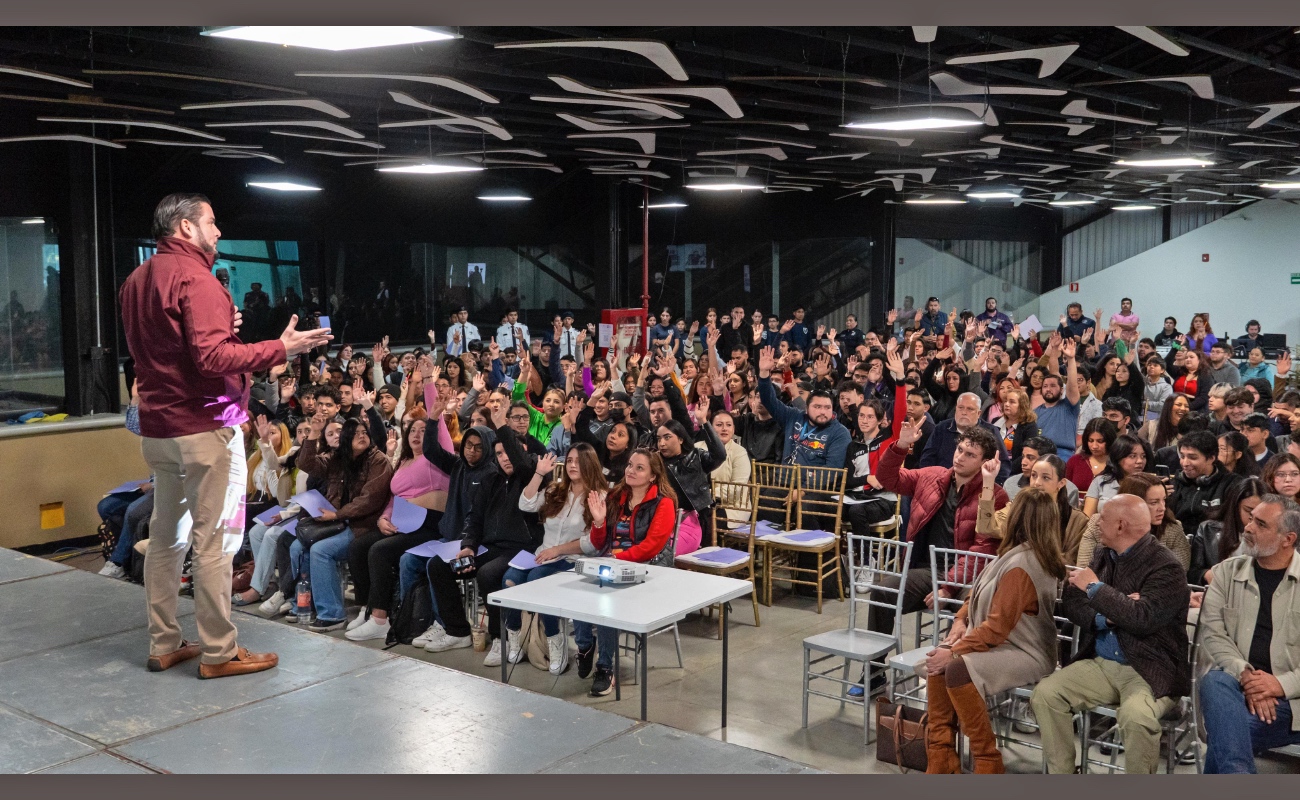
398, 552, 450, 627
247, 522, 285, 595
289, 527, 355, 622
1201, 669, 1300, 773
572, 622, 619, 671
502, 560, 574, 636
108, 492, 153, 567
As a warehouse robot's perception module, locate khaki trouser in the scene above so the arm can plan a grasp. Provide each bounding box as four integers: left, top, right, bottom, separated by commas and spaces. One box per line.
141, 426, 246, 665
1030, 657, 1178, 774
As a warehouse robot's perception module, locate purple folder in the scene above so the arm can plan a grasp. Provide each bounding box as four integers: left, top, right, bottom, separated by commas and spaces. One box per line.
783, 530, 835, 543
254, 505, 284, 526
690, 548, 750, 565
390, 497, 428, 534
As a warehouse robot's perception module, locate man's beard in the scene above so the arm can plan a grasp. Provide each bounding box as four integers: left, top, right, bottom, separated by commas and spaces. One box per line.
196, 232, 218, 255
1242, 537, 1279, 560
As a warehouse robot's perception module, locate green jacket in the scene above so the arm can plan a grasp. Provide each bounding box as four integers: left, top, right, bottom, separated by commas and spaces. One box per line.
511, 379, 561, 445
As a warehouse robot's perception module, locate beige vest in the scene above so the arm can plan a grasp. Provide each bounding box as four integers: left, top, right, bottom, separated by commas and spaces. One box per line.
961, 543, 1061, 696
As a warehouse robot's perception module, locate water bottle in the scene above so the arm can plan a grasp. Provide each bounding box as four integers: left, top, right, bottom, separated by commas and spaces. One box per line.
295, 573, 314, 626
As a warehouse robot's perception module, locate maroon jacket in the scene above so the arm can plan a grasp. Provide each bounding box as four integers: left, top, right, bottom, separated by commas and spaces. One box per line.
119, 237, 285, 438
876, 441, 1006, 581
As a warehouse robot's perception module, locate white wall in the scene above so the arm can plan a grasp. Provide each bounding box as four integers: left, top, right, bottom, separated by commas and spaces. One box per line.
895, 238, 1037, 319
1025, 199, 1300, 342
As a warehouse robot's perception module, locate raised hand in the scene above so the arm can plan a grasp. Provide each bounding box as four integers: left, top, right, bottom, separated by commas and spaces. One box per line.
886, 308, 898, 325
1061, 338, 1078, 361
689, 319, 700, 335
1279, 351, 1294, 375
706, 326, 721, 350
897, 416, 924, 449
828, 327, 837, 340
279, 314, 333, 357
694, 394, 711, 426
813, 353, 832, 378
279, 377, 297, 403
1009, 323, 1020, 340
886, 351, 906, 379
587, 490, 607, 527
1081, 325, 1094, 344
816, 324, 827, 338
780, 320, 795, 334
427, 329, 437, 345
472, 372, 486, 392
758, 345, 777, 376
535, 452, 557, 478
386, 428, 399, 455
980, 455, 1000, 485
255, 414, 273, 442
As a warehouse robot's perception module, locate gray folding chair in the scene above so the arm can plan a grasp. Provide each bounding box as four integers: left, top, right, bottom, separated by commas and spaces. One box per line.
887, 547, 997, 709
801, 534, 912, 745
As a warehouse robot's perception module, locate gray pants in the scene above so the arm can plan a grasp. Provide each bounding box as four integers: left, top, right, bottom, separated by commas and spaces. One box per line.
866, 566, 933, 635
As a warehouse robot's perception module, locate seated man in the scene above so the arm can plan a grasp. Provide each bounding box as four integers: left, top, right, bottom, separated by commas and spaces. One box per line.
1170, 430, 1244, 534
1031, 495, 1191, 774
1199, 494, 1300, 773
918, 391, 1011, 482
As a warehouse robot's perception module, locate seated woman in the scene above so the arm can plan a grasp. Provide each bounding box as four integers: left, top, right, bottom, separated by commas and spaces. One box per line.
1082, 434, 1153, 517
574, 390, 636, 485
1218, 430, 1261, 478
1188, 475, 1265, 585
500, 443, 607, 674
700, 409, 752, 526
344, 410, 451, 642
1076, 472, 1191, 570
266, 419, 341, 618
232, 415, 296, 606
992, 387, 1039, 476
290, 415, 394, 631
843, 395, 903, 535
977, 453, 1088, 564
655, 405, 726, 554
1264, 453, 1300, 503
422, 405, 542, 667
579, 450, 679, 697
925, 487, 1066, 773
1065, 417, 1118, 496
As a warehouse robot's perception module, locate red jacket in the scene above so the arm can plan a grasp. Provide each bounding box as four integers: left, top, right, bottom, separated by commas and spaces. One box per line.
876, 442, 1006, 581
588, 483, 678, 563
119, 237, 285, 438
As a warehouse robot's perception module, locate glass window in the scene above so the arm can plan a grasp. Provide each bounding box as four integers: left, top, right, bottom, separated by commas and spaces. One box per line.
0, 217, 63, 419
894, 238, 1042, 320
214, 239, 305, 343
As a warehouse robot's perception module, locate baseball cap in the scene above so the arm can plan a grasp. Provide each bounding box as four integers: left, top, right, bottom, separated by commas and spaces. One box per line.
375, 385, 399, 400
562, 309, 575, 320
610, 391, 633, 405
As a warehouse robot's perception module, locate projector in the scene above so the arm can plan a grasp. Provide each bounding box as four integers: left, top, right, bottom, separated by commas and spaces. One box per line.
576, 557, 648, 585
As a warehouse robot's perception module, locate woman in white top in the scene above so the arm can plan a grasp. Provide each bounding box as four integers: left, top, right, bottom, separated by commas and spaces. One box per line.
1081, 433, 1152, 517
699, 410, 751, 523
501, 443, 608, 674
234, 415, 297, 607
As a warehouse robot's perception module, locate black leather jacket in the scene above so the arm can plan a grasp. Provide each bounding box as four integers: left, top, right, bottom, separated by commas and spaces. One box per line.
1187, 519, 1226, 585
662, 422, 727, 513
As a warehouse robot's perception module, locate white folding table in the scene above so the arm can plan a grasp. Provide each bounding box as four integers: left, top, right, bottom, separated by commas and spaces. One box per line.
488, 565, 753, 726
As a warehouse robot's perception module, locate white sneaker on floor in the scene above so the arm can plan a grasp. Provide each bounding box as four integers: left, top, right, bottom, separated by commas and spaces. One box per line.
483, 638, 502, 667
258, 590, 285, 615
424, 630, 471, 653
547, 632, 570, 675
345, 616, 390, 642
412, 622, 445, 648
346, 606, 369, 631
98, 562, 126, 579
506, 628, 524, 664
276, 600, 293, 616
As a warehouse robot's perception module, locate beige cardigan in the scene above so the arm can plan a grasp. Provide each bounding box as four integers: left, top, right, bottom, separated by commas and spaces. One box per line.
976, 493, 1089, 566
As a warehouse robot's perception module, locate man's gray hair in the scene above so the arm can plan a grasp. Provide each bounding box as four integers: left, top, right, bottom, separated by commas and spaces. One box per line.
152, 193, 210, 240
1260, 493, 1300, 538
957, 392, 982, 407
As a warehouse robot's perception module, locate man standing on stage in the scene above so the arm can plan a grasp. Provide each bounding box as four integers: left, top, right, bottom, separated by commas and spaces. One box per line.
120, 193, 331, 679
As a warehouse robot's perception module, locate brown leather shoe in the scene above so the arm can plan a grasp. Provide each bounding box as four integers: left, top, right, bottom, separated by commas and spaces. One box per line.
197, 646, 279, 680
147, 640, 201, 672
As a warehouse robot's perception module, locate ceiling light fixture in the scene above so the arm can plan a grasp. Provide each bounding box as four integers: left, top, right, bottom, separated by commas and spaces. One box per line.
1114, 204, 1159, 210
477, 191, 532, 202
1260, 182, 1300, 190
247, 181, 322, 192
21, 217, 45, 224
684, 177, 764, 192
646, 200, 687, 209
1048, 199, 1097, 206
376, 160, 485, 175
1113, 151, 1214, 168
967, 186, 1023, 200
203, 26, 456, 51
904, 197, 967, 205
844, 106, 983, 131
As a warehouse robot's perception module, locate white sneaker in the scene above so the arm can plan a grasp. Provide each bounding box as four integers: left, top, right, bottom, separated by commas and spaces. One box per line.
98, 562, 126, 579
412, 622, 445, 648
259, 590, 285, 615
346, 607, 369, 632
345, 616, 390, 642
547, 632, 570, 675
424, 630, 471, 653
483, 638, 502, 667
276, 600, 293, 616
506, 628, 524, 664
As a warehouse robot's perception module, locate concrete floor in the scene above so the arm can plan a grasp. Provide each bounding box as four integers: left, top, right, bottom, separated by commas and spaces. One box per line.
26, 547, 1300, 775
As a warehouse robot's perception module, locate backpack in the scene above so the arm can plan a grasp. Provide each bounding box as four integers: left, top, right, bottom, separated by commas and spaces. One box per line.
384, 581, 433, 648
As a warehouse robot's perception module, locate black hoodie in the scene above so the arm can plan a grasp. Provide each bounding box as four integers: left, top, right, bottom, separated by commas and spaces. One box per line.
424, 422, 498, 541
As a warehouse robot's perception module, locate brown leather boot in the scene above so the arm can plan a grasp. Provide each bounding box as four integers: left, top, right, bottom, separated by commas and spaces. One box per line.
146, 640, 201, 672
197, 646, 279, 680
949, 681, 1004, 774
924, 671, 961, 774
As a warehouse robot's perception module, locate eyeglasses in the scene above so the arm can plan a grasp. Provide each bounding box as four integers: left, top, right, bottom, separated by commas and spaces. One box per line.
462, 442, 484, 452
1274, 470, 1300, 480
508, 414, 530, 422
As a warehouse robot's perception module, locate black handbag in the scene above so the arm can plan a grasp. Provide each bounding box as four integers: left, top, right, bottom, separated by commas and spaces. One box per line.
295, 516, 347, 547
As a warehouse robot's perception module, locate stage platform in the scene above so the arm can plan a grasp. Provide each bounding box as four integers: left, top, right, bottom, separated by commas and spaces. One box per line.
0, 548, 819, 774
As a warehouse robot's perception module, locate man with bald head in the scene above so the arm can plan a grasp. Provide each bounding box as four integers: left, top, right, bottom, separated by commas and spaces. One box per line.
1031, 494, 1192, 773
919, 392, 1011, 482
